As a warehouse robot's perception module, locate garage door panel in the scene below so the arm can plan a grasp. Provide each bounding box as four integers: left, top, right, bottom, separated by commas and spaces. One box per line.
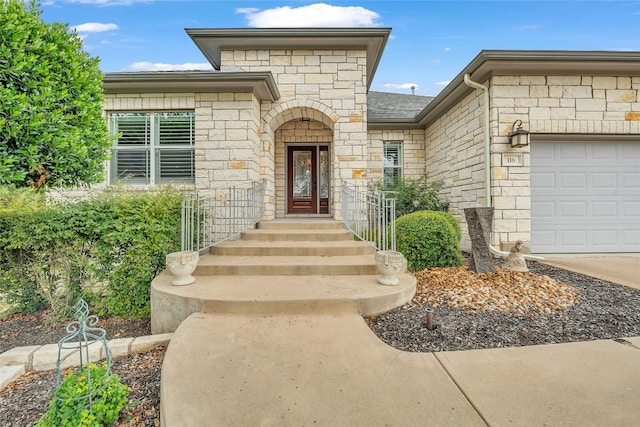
560, 172, 587, 189
560, 201, 587, 217
623, 172, 640, 188
560, 144, 587, 160
622, 201, 640, 217
591, 172, 617, 189
532, 171, 555, 188
531, 140, 640, 253
592, 201, 618, 217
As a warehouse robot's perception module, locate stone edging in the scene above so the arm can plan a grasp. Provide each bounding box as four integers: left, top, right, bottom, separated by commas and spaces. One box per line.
0, 333, 173, 391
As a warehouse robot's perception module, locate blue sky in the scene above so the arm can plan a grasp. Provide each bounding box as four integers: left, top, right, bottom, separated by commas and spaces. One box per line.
40, 1, 640, 96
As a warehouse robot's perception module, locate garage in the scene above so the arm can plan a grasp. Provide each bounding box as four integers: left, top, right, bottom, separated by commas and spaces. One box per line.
531, 138, 640, 253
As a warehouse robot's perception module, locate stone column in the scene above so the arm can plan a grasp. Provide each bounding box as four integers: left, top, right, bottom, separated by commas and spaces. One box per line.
464, 207, 495, 273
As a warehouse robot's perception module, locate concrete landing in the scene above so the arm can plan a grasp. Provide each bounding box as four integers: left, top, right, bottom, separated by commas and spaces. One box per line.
161, 312, 485, 427
150, 272, 416, 334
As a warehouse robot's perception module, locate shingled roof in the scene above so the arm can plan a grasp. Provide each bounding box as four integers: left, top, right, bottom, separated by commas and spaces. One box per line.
367, 91, 434, 123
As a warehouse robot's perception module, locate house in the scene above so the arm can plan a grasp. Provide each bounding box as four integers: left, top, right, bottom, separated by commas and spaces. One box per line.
102, 28, 640, 254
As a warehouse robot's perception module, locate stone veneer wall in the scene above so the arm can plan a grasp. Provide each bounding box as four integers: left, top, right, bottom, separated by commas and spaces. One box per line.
425, 75, 639, 250
103, 92, 262, 192
221, 48, 368, 218
367, 129, 427, 184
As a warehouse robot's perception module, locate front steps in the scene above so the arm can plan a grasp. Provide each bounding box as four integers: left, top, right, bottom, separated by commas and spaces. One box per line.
150, 220, 415, 334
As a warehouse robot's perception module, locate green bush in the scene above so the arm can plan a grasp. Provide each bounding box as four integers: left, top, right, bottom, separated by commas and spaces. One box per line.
0, 0, 112, 188
36, 363, 129, 427
395, 210, 464, 271
0, 186, 182, 319
377, 175, 449, 217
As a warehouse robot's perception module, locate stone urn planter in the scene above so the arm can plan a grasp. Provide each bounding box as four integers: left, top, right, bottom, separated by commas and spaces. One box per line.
375, 250, 407, 286
166, 251, 199, 286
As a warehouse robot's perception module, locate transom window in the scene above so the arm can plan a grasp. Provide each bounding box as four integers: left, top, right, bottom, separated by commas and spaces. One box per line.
109, 112, 195, 184
383, 141, 402, 189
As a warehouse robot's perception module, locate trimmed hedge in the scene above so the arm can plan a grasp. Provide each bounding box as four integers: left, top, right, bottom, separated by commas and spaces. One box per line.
395, 210, 464, 271
0, 186, 182, 319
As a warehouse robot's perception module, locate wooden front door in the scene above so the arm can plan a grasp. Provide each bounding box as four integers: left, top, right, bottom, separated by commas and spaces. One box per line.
287, 145, 329, 214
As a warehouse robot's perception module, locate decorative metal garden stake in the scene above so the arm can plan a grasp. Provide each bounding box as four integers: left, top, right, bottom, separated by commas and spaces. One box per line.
54, 299, 112, 409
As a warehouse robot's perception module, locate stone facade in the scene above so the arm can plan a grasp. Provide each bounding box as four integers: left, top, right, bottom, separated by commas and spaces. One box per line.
102, 33, 639, 251
222, 48, 368, 218
424, 74, 639, 250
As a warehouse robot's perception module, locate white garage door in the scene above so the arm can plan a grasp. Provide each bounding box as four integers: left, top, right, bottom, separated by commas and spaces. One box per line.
531, 140, 640, 253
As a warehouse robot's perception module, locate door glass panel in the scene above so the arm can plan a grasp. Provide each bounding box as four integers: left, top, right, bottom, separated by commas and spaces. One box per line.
293, 151, 312, 198
320, 150, 329, 198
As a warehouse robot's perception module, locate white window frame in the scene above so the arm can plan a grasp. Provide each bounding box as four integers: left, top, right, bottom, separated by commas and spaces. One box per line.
109, 111, 195, 185
383, 141, 402, 189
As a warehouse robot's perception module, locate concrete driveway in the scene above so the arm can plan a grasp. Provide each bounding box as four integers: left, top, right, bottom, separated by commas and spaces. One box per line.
537, 253, 640, 290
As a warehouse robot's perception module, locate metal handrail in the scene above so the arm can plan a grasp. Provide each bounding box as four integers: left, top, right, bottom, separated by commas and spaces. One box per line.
341, 180, 396, 251
181, 179, 265, 253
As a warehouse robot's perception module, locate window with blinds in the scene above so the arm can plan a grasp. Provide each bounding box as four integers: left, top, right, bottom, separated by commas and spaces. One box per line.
109, 112, 195, 184
383, 141, 402, 189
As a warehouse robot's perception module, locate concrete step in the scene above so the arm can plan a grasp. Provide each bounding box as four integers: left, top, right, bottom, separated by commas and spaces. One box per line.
210, 240, 375, 257
195, 254, 378, 276
150, 272, 416, 334
258, 220, 345, 230
241, 228, 354, 242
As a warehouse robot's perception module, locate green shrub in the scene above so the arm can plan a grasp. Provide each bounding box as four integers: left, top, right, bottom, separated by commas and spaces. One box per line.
377, 175, 449, 217
395, 210, 464, 270
36, 363, 129, 427
0, 186, 182, 319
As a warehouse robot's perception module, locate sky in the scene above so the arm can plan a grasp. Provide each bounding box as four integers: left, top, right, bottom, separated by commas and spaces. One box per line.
39, 0, 640, 96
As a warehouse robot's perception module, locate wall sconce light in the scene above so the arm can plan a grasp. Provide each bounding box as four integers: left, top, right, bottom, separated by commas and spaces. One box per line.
508, 120, 530, 148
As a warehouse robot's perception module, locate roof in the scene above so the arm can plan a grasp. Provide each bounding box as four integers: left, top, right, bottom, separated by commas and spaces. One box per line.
102, 71, 280, 102
185, 28, 391, 90
416, 50, 640, 128
367, 91, 434, 129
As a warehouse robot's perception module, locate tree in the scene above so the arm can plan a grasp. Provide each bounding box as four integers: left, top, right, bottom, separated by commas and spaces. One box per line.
0, 0, 112, 188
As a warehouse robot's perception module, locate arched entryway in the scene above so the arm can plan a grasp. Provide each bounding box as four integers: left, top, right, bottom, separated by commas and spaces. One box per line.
263, 102, 337, 217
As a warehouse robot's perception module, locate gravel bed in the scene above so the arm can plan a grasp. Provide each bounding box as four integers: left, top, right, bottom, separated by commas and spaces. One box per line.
367, 261, 640, 352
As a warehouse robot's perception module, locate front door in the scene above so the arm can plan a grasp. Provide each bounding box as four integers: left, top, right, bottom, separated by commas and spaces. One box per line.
287, 145, 329, 214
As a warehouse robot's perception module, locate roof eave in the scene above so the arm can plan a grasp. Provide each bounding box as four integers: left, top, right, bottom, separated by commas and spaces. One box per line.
102, 71, 280, 102
367, 119, 423, 130
416, 50, 640, 128
185, 27, 391, 90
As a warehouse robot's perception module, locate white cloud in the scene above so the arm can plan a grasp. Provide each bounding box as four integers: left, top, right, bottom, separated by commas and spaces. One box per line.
436, 80, 451, 86
237, 3, 381, 27
127, 62, 214, 71
514, 24, 540, 30
73, 22, 118, 33
443, 47, 452, 52
383, 83, 419, 91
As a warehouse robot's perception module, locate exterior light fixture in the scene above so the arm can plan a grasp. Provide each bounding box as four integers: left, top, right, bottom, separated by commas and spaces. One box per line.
508, 120, 530, 148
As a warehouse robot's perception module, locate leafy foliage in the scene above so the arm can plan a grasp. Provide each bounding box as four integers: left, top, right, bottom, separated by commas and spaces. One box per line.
36, 363, 129, 427
376, 175, 449, 218
0, 0, 112, 188
0, 186, 182, 319
395, 210, 464, 271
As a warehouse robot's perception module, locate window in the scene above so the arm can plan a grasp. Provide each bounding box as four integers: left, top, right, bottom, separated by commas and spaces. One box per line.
109, 112, 195, 184
383, 141, 402, 189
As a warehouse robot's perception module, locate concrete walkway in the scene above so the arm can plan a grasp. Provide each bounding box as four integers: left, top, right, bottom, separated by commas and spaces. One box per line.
539, 253, 640, 290
162, 312, 640, 426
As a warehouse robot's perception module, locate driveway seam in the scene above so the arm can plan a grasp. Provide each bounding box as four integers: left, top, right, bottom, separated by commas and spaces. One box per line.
613, 338, 640, 351
433, 352, 491, 427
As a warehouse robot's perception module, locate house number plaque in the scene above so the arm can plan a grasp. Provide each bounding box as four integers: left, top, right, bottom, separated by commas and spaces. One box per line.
502, 153, 523, 166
